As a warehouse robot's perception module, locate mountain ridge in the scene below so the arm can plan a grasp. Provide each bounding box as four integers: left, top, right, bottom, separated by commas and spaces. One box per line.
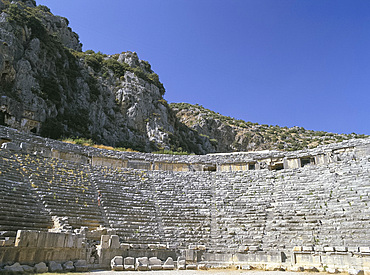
0, 0, 367, 155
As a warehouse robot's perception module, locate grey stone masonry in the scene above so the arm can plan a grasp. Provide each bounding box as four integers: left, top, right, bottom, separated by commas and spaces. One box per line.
93, 166, 164, 244
1, 125, 369, 172
0, 124, 369, 253
19, 153, 105, 230
0, 150, 52, 237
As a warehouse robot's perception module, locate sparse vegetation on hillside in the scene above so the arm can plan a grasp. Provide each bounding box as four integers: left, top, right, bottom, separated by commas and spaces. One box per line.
62, 138, 139, 152
152, 149, 191, 155
170, 102, 368, 152
1, 1, 367, 155
72, 50, 166, 96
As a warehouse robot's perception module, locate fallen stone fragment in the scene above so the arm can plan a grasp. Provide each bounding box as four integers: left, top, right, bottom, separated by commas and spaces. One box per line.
162, 257, 175, 270
135, 257, 149, 271
4, 262, 24, 273
74, 259, 88, 272
35, 262, 48, 273
63, 260, 75, 272
48, 261, 63, 272
111, 256, 124, 271
124, 257, 135, 271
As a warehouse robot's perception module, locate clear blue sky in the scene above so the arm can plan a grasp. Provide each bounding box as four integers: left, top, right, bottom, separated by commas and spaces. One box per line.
37, 0, 370, 135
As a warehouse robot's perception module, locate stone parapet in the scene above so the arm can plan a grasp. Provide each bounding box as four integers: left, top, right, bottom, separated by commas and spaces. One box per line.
0, 125, 369, 172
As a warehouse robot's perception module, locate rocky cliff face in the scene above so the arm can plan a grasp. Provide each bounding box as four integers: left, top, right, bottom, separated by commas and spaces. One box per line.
0, 0, 367, 154
0, 0, 214, 153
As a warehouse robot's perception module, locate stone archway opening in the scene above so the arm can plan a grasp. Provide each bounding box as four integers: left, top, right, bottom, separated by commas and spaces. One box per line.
301, 157, 315, 167
203, 164, 216, 172
270, 162, 284, 171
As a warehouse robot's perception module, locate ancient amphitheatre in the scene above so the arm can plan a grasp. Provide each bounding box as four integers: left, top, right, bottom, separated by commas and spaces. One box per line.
0, 125, 369, 273
0, 0, 370, 273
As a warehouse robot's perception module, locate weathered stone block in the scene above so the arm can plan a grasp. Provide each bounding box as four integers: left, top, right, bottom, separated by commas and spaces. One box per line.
48, 261, 63, 272
15, 230, 38, 247
198, 263, 207, 270
34, 262, 48, 273
302, 246, 314, 252
295, 253, 321, 265
100, 235, 110, 249
360, 247, 370, 253
249, 245, 260, 251
149, 257, 162, 270
136, 257, 149, 271
293, 246, 302, 252
63, 261, 75, 272
4, 262, 24, 273
109, 235, 120, 249
36, 232, 48, 248
130, 243, 140, 249
111, 256, 124, 271
120, 243, 130, 250
185, 249, 195, 261
45, 232, 58, 247
124, 257, 135, 271
0, 238, 14, 247
64, 233, 74, 248
55, 233, 66, 248
177, 256, 186, 270
186, 264, 197, 270
75, 238, 83, 248
21, 265, 35, 273
335, 246, 348, 252
74, 260, 88, 272
148, 243, 158, 249
18, 248, 35, 263
162, 257, 175, 270
324, 246, 335, 252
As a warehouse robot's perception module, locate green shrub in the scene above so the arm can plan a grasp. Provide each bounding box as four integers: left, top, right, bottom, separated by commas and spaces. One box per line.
84, 52, 104, 72
36, 5, 50, 13
152, 149, 190, 155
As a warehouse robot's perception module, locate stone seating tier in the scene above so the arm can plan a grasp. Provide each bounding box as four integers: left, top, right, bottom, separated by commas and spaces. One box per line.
18, 154, 105, 231
0, 151, 53, 236
0, 126, 369, 250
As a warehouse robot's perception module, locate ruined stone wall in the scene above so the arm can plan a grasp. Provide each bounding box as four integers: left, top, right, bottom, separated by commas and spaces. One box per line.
1, 125, 369, 174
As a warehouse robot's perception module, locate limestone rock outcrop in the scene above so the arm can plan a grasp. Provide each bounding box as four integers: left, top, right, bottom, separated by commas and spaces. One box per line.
0, 0, 367, 154
170, 103, 368, 152
0, 0, 216, 154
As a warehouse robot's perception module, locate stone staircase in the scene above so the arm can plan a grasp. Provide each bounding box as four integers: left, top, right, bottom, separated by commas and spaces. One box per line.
93, 167, 163, 244
0, 150, 52, 237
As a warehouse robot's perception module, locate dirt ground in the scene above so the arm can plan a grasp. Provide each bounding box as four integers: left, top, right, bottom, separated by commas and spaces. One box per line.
85, 270, 316, 275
